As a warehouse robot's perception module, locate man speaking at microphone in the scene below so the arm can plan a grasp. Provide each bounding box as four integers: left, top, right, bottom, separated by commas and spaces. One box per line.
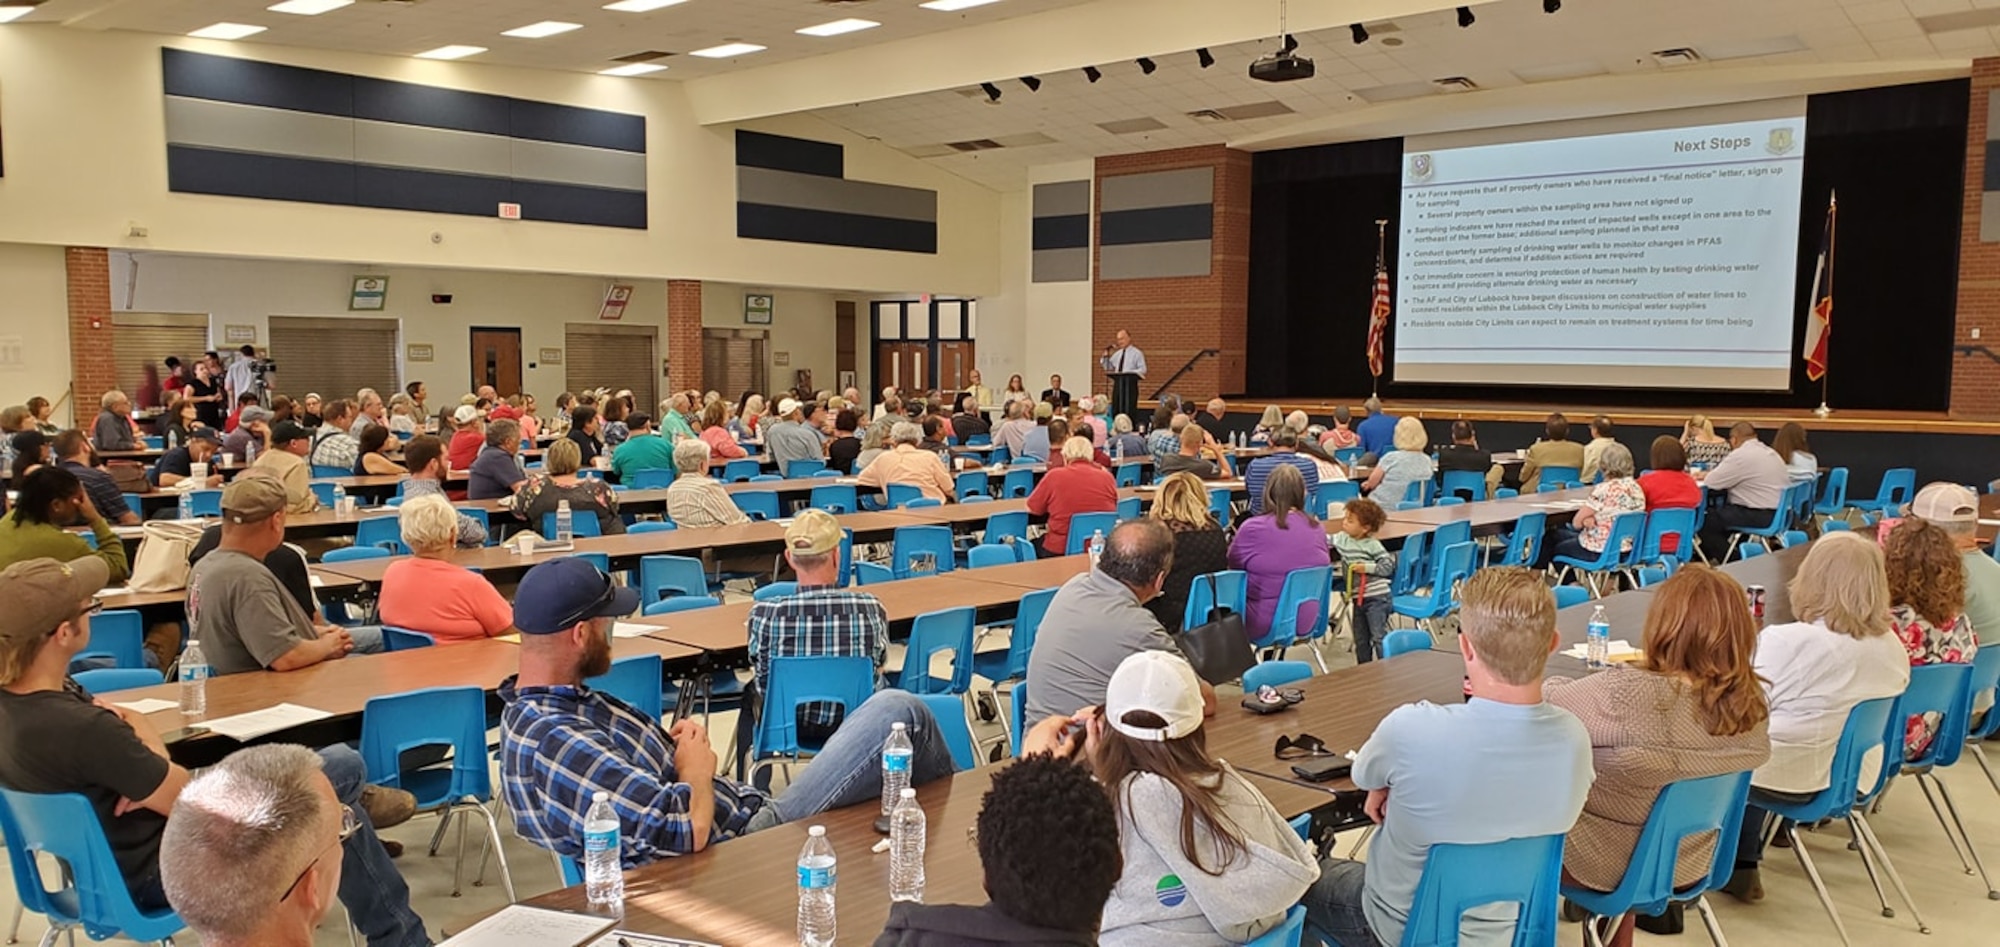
1098, 328, 1147, 423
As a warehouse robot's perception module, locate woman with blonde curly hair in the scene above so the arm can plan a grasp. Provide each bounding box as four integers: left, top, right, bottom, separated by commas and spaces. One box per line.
1883, 518, 1978, 759
1144, 472, 1229, 633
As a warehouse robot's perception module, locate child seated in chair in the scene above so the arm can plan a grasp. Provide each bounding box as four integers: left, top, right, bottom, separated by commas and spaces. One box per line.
1332, 498, 1396, 664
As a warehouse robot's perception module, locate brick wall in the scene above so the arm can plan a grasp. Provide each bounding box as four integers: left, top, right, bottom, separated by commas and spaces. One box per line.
1954, 58, 2000, 419
1092, 145, 1252, 402
667, 278, 703, 395
66, 247, 118, 405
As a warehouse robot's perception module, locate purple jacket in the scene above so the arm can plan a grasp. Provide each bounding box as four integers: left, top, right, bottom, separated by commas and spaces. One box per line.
1228, 510, 1332, 640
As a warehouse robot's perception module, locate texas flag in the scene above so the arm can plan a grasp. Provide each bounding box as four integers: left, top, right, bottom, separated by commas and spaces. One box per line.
1803, 194, 1835, 382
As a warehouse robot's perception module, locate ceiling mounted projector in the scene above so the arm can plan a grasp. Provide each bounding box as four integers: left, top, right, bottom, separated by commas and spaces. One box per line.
1249, 33, 1313, 82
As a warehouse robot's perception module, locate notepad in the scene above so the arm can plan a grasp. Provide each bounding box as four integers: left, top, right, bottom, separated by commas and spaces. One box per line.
112, 698, 178, 715
588, 932, 720, 947
438, 905, 617, 947
1561, 640, 1644, 662
200, 703, 333, 741
610, 622, 658, 639
309, 574, 326, 588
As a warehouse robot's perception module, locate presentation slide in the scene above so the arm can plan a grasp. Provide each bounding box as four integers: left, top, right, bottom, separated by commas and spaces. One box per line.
1395, 114, 1807, 390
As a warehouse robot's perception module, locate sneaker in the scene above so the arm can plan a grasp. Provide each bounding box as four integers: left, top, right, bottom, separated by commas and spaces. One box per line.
1721, 867, 1764, 903
359, 785, 418, 829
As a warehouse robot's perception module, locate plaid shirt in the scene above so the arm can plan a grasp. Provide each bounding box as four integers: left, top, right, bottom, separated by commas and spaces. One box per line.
747, 586, 888, 731
498, 676, 769, 866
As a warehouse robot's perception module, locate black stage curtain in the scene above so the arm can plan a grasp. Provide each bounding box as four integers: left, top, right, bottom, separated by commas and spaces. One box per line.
1244, 79, 1968, 411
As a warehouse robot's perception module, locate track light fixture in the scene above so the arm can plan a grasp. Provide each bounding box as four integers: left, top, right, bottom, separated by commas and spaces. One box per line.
1083, 65, 1102, 83
1136, 57, 1156, 75
1019, 75, 1041, 92
980, 81, 1002, 101
1280, 33, 1298, 54
1544, 0, 1560, 11
1350, 23, 1368, 44
1456, 6, 1474, 27
1197, 47, 1215, 68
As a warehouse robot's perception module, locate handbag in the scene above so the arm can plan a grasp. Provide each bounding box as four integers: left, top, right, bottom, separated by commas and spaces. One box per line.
128, 520, 205, 593
1175, 573, 1257, 686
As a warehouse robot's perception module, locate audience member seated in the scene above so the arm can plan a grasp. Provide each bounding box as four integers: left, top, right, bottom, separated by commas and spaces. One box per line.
7, 430, 48, 484
1333, 498, 1395, 664
1144, 406, 1180, 464
950, 392, 990, 444
514, 437, 624, 537
1041, 374, 1072, 409
1636, 436, 1701, 561
187, 474, 383, 674
91, 389, 138, 452
250, 421, 321, 514
1027, 436, 1119, 558
1245, 429, 1321, 516
155, 427, 225, 488
764, 397, 827, 473
376, 494, 516, 644
1695, 422, 1790, 562
400, 435, 486, 545
824, 409, 862, 475
1193, 398, 1229, 440
1580, 415, 1618, 483
1905, 484, 2000, 653
1296, 434, 1348, 487
728, 393, 765, 441
189, 523, 315, 623
874, 754, 1122, 947
223, 404, 272, 465
660, 440, 745, 529
1249, 405, 1284, 446
297, 392, 324, 429
499, 557, 954, 864
447, 405, 488, 471
1360, 419, 1430, 508
308, 398, 359, 472
1155, 421, 1233, 482
160, 743, 430, 947
1434, 419, 1489, 483
858, 421, 957, 505
54, 430, 141, 526
600, 396, 632, 449
160, 396, 202, 451
1355, 396, 1397, 458
1144, 472, 1230, 634
1772, 421, 1819, 483
1681, 415, 1731, 470
1230, 464, 1332, 644
351, 390, 388, 438
1495, 412, 1586, 496
1544, 443, 1645, 566
1883, 518, 1977, 759
1025, 518, 1217, 722
609, 412, 674, 487
386, 392, 420, 435
657, 393, 698, 443
1546, 566, 1772, 946
1019, 402, 1056, 462
741, 510, 889, 753
918, 415, 952, 456
1107, 414, 1147, 460
991, 400, 1034, 459
0, 466, 129, 585
565, 405, 605, 469
1322, 405, 1361, 451
464, 418, 524, 501
699, 399, 748, 461
353, 424, 405, 477
1723, 532, 1909, 902
1302, 567, 1593, 947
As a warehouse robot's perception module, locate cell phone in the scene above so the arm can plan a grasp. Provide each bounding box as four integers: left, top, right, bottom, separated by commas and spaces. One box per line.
1290, 757, 1353, 783
161, 725, 209, 743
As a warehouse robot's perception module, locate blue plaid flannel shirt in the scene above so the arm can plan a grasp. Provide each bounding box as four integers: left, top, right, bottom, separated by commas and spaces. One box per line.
747, 586, 888, 731
498, 676, 769, 867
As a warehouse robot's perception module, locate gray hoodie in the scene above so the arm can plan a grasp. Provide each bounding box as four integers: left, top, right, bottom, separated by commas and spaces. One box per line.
1099, 763, 1320, 946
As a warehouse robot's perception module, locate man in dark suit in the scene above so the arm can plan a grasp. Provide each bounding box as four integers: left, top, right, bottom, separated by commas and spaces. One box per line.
1039, 374, 1072, 410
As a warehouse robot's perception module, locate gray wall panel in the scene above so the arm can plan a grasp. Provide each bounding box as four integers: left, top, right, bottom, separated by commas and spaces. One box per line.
354, 119, 511, 179
509, 139, 647, 192
1033, 180, 1091, 218
1032, 248, 1091, 283
164, 96, 354, 163
737, 166, 937, 223
1099, 240, 1212, 280
1099, 167, 1213, 213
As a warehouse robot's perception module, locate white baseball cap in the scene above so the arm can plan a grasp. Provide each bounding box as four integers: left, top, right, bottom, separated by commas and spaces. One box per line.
776, 397, 802, 417
453, 404, 480, 424
1910, 482, 1977, 524
1104, 651, 1205, 742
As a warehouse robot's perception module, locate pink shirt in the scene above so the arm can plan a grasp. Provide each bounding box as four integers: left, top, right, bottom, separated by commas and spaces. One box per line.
377, 557, 514, 643
700, 425, 746, 459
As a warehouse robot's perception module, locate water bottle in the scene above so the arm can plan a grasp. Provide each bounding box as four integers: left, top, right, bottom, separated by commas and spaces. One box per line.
797, 825, 837, 947
881, 721, 913, 817
555, 499, 574, 542
177, 490, 194, 522
244, 440, 257, 463
889, 787, 927, 903
178, 638, 209, 716
1113, 438, 1123, 463
583, 791, 624, 912
331, 483, 347, 513
1088, 529, 1106, 569
1586, 604, 1610, 670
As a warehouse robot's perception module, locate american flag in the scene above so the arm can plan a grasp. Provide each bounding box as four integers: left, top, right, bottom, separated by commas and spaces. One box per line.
1803, 194, 1834, 382
1366, 263, 1391, 379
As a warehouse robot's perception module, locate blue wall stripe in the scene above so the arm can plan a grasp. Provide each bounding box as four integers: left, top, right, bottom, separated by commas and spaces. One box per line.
736, 130, 843, 178
738, 203, 936, 253
1099, 204, 1213, 247
1985, 139, 2000, 192
166, 145, 646, 229
163, 48, 353, 118
1032, 214, 1090, 251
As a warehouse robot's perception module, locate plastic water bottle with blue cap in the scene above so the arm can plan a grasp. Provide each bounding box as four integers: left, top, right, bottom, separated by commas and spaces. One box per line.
1586, 604, 1610, 669
583, 791, 623, 912
798, 825, 837, 946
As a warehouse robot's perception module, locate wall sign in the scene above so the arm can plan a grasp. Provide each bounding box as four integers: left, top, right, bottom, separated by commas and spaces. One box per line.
598, 283, 633, 321
539, 347, 564, 365
350, 276, 389, 311
745, 294, 774, 325
223, 323, 258, 343
406, 343, 435, 363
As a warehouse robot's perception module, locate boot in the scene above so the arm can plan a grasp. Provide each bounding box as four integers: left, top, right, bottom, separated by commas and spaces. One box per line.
1634, 902, 1685, 935
359, 785, 418, 829
1720, 867, 1763, 903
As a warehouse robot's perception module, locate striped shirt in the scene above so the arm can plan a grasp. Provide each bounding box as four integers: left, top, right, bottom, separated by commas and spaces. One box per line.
1244, 452, 1320, 515
499, 677, 769, 866
665, 475, 749, 528
747, 586, 888, 732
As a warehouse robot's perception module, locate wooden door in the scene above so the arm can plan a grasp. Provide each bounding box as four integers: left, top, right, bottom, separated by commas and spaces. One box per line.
469, 328, 523, 397
936, 341, 975, 394
875, 342, 926, 394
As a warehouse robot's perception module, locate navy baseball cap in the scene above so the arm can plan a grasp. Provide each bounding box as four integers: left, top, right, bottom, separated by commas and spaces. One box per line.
514, 557, 639, 634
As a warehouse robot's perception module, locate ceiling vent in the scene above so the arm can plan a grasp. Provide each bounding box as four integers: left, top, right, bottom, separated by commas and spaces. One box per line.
1651, 47, 1702, 66
612, 50, 676, 63
1432, 76, 1478, 92
1098, 117, 1169, 134
947, 139, 1004, 152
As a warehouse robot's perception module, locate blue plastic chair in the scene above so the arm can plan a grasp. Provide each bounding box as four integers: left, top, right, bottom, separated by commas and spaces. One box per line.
1435, 497, 1465, 507
323, 545, 392, 564
1244, 905, 1306, 947
721, 458, 762, 482
751, 656, 877, 782
1210, 487, 1233, 529
585, 653, 665, 722
639, 554, 710, 604
541, 511, 603, 539
1562, 772, 1752, 947
359, 686, 516, 900
1489, 511, 1547, 568
1778, 529, 1810, 549
1117, 496, 1142, 520
1495, 487, 1519, 499
1333, 447, 1363, 466
1402, 834, 1565, 947
1552, 512, 1647, 596
892, 525, 958, 579
1243, 660, 1312, 691
916, 693, 979, 772
72, 667, 164, 693
1390, 530, 1431, 599
1823, 519, 1853, 532
308, 480, 340, 508
1554, 585, 1591, 610
885, 483, 925, 509
140, 436, 163, 450
891, 606, 976, 696
749, 473, 784, 483
809, 484, 858, 515
1393, 541, 1477, 636
965, 434, 992, 447
980, 510, 1030, 548
629, 519, 677, 534
1632, 507, 1697, 568
311, 464, 349, 479
185, 487, 222, 517
644, 595, 721, 615
1634, 566, 1672, 588
786, 459, 827, 479
1758, 696, 1905, 944
73, 608, 145, 669
1738, 543, 1766, 559
1891, 663, 1991, 901
381, 626, 436, 651
745, 582, 796, 605
1432, 519, 1472, 556
621, 468, 671, 490
1064, 511, 1120, 555
854, 561, 896, 586
1538, 465, 1581, 491
973, 587, 1056, 700
1116, 464, 1142, 488
1812, 467, 1849, 517
967, 544, 1016, 569
1440, 469, 1488, 503
1312, 481, 1361, 518
0, 789, 184, 945
1183, 570, 1249, 631
1724, 482, 1807, 561
1002, 467, 1036, 499
990, 445, 1010, 466
1402, 479, 1428, 508
1852, 467, 1916, 517
732, 490, 781, 521
1010, 679, 1030, 757
954, 469, 990, 501
1381, 628, 1433, 659
1256, 565, 1335, 670
356, 514, 407, 554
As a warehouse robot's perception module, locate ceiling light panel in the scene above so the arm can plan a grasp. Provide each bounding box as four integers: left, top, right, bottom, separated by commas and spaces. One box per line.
502, 21, 582, 39
188, 23, 268, 40
689, 42, 767, 58
600, 62, 669, 76
0, 7, 35, 24
415, 45, 488, 60
603, 0, 689, 11
267, 0, 353, 14
798, 19, 880, 38
920, 0, 1006, 11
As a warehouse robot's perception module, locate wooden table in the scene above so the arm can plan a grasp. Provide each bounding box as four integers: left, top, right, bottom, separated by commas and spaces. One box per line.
97, 569, 361, 613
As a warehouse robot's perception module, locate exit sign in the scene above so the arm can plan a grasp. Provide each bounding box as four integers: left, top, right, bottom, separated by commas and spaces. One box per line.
497, 202, 522, 220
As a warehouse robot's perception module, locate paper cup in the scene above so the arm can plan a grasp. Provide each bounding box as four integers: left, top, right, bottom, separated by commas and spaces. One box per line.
190, 462, 209, 481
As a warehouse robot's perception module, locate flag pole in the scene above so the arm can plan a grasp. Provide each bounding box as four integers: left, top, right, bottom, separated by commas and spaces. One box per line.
1372, 219, 1388, 398
1814, 192, 1836, 419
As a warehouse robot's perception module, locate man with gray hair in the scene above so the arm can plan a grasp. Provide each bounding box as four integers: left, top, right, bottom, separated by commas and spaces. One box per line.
1023, 517, 1217, 722
666, 438, 749, 529
350, 389, 387, 438
1356, 396, 1397, 458
467, 417, 526, 500
991, 399, 1033, 457
856, 420, 956, 504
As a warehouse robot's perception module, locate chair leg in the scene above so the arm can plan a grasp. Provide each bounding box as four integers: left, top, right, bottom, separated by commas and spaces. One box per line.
1973, 743, 2000, 799
1691, 895, 1730, 947
8, 901, 21, 945
548, 849, 568, 883
1844, 815, 1895, 919
1927, 772, 2000, 899
1913, 774, 1974, 875
1345, 823, 1376, 859
468, 802, 519, 903
32, 926, 59, 947
1580, 914, 1610, 947
1850, 811, 1931, 933
451, 805, 470, 897
426, 807, 454, 857
1787, 823, 1854, 947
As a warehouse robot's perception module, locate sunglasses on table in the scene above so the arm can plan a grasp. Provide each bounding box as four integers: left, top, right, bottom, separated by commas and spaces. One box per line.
1274, 733, 1341, 760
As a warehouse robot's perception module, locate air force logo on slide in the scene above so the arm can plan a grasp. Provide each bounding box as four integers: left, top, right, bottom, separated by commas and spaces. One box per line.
1766, 127, 1795, 156
1407, 153, 1435, 184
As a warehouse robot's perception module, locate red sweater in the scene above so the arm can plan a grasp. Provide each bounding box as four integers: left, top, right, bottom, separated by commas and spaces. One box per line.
1026, 462, 1119, 555
1636, 469, 1702, 555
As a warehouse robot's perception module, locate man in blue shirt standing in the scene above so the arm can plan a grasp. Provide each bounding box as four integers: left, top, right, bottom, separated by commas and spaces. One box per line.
1355, 396, 1398, 459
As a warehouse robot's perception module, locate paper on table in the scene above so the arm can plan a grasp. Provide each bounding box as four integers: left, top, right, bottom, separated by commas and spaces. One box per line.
438, 905, 617, 947
610, 622, 657, 639
309, 573, 325, 588
1561, 640, 1643, 660
588, 932, 721, 947
98, 586, 133, 596
200, 703, 333, 741
1532, 501, 1585, 510
112, 698, 179, 715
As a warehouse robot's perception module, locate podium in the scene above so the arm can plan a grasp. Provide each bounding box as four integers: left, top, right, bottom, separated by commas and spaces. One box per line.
1105, 372, 1140, 424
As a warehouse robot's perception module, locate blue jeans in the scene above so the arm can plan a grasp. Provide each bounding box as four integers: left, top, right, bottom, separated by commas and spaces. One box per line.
1302, 857, 1385, 947
1354, 597, 1391, 664
741, 690, 957, 833
317, 745, 432, 947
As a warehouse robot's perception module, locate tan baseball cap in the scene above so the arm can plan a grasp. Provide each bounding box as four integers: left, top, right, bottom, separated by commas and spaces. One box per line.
221, 472, 288, 524
1033, 402, 1054, 420
0, 557, 110, 645
1910, 482, 1978, 524
785, 508, 843, 556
